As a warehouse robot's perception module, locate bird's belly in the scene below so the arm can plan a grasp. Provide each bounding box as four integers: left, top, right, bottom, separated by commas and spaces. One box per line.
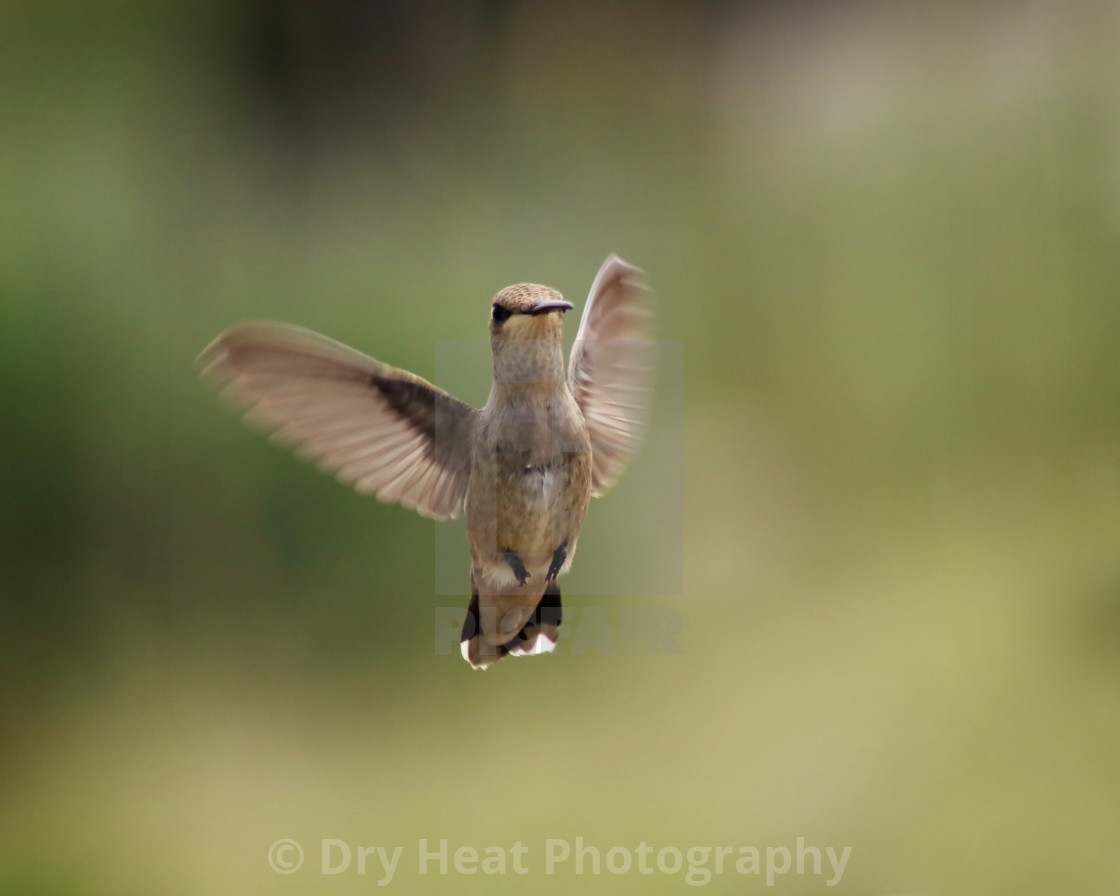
467, 457, 589, 590
496, 467, 568, 555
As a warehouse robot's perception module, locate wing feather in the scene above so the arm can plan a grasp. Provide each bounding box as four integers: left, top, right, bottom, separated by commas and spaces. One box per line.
199, 322, 476, 520
568, 255, 656, 496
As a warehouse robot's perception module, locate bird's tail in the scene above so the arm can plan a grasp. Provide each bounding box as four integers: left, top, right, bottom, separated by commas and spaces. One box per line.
460, 576, 562, 669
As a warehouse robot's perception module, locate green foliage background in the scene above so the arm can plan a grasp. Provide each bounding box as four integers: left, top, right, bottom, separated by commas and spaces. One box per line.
2, 3, 1119, 894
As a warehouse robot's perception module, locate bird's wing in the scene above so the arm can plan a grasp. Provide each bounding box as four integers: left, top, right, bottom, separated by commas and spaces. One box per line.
568, 255, 656, 497
198, 322, 477, 520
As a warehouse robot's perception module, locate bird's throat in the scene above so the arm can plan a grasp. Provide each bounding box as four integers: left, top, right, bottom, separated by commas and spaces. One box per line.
490, 338, 567, 398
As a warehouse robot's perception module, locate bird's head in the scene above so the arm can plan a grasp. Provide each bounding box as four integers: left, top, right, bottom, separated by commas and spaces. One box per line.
489, 283, 572, 340
488, 283, 573, 386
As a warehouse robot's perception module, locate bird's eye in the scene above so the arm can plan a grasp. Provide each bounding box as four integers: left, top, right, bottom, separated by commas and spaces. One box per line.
492, 305, 512, 324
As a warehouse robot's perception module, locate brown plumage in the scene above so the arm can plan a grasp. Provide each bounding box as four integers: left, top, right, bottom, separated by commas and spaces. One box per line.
198, 254, 655, 668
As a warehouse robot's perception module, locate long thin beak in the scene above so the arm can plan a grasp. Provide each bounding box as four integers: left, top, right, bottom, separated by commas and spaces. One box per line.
528, 300, 574, 316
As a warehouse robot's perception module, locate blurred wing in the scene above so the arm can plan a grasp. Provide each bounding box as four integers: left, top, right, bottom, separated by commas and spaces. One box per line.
198, 323, 477, 520
568, 255, 656, 497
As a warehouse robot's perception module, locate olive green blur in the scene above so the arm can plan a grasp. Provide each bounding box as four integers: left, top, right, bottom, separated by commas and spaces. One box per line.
2, 3, 1119, 894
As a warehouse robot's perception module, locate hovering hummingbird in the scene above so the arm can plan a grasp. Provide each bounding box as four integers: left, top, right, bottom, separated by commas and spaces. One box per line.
198, 254, 655, 668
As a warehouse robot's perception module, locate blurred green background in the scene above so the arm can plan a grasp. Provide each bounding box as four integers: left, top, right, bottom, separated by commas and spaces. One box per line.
3, 2, 1120, 894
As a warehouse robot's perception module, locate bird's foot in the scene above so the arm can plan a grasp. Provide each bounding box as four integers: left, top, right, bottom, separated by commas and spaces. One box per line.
546, 541, 568, 582
502, 551, 531, 586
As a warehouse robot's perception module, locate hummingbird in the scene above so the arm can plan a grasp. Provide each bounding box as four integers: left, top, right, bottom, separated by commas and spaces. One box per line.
198, 254, 655, 668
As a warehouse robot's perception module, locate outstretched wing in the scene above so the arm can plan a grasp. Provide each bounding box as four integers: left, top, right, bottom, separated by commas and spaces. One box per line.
198, 322, 477, 520
568, 255, 656, 497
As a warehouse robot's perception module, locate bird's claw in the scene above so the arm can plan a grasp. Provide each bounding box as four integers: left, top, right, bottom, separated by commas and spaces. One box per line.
546, 542, 567, 582
503, 552, 531, 586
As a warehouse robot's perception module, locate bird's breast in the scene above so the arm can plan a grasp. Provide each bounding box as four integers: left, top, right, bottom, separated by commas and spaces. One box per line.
466, 397, 592, 570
